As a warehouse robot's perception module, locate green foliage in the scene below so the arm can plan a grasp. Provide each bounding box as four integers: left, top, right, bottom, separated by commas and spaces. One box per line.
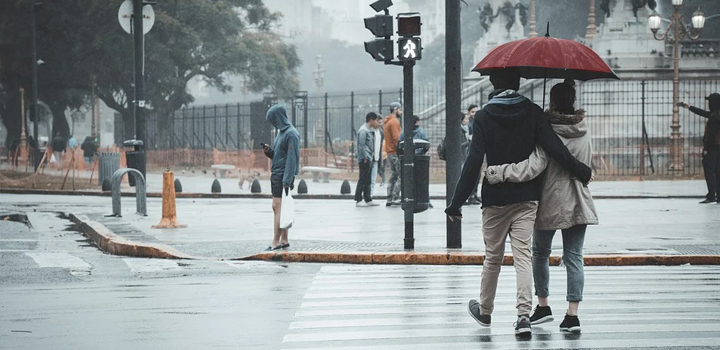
0, 0, 300, 144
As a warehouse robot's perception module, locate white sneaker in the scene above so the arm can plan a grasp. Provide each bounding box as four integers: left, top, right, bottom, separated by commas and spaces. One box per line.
366, 201, 380, 207
356, 201, 368, 207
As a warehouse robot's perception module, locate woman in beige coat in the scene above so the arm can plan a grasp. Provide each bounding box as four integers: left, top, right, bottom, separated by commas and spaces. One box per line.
485, 79, 597, 333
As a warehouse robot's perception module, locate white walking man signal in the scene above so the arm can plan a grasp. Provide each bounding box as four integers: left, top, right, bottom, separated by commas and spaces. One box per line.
403, 40, 417, 59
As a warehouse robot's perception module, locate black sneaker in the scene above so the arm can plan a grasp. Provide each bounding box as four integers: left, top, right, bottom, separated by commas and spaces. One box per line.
559, 314, 581, 333
529, 305, 554, 325
467, 299, 491, 327
700, 198, 716, 204
514, 314, 532, 335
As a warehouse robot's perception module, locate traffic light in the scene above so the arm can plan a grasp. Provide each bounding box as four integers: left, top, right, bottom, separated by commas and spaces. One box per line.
398, 37, 422, 61
364, 15, 394, 62
396, 13, 422, 62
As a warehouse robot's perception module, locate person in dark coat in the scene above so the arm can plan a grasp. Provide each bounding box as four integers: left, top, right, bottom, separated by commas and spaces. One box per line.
681, 93, 720, 203
81, 137, 97, 165
51, 133, 66, 168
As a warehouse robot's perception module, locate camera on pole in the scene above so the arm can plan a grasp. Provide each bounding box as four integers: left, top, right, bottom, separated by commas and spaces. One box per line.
363, 1, 394, 62
397, 13, 422, 61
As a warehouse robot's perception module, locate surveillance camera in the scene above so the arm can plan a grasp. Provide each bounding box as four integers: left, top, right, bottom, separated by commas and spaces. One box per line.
370, 0, 393, 13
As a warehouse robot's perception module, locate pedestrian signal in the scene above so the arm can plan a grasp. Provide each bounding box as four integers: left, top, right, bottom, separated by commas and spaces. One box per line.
397, 13, 421, 37
398, 37, 422, 61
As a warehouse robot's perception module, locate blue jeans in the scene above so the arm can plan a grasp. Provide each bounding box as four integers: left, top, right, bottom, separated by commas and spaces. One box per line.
533, 224, 587, 302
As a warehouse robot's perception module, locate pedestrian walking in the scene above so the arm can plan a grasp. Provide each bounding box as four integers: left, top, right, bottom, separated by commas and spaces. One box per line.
680, 93, 720, 204
370, 112, 384, 196
81, 136, 97, 166
384, 102, 403, 207
7, 137, 19, 168
485, 79, 598, 333
466, 104, 483, 205
51, 133, 66, 168
262, 105, 300, 251
355, 112, 381, 207
445, 70, 592, 336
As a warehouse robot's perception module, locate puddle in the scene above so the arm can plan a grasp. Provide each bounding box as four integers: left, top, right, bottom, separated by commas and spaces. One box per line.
0, 213, 32, 228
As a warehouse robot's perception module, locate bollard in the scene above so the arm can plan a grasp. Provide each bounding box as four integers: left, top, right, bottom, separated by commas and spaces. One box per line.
341, 180, 351, 194
251, 179, 262, 193
101, 178, 111, 192
297, 179, 308, 194
174, 178, 182, 193
152, 171, 187, 229
211, 179, 222, 193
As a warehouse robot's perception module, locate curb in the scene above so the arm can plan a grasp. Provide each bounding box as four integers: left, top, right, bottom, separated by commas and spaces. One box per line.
66, 214, 720, 266
237, 251, 720, 266
0, 188, 706, 200
69, 214, 194, 260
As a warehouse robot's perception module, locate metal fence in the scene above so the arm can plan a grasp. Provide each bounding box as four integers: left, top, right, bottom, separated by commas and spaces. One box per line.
144, 78, 720, 178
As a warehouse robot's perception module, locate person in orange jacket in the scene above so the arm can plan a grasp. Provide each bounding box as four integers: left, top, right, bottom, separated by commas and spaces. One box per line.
383, 102, 403, 206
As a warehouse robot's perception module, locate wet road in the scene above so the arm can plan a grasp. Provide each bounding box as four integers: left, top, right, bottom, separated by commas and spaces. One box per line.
1, 212, 719, 349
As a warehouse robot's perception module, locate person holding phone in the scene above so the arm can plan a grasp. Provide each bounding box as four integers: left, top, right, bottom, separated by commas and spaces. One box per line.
262, 105, 300, 250
680, 93, 720, 203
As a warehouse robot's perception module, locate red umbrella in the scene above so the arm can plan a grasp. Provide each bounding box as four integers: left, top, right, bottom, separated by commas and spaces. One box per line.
473, 36, 618, 81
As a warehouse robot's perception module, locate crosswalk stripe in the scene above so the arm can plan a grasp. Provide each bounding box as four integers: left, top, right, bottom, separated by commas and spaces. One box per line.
25, 252, 92, 275
283, 265, 720, 349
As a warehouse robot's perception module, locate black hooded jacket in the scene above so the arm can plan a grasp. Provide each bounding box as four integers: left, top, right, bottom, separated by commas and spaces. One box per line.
689, 93, 720, 149
447, 90, 592, 212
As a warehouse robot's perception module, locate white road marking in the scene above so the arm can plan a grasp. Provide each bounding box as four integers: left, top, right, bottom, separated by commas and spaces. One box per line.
122, 258, 179, 273
25, 252, 92, 276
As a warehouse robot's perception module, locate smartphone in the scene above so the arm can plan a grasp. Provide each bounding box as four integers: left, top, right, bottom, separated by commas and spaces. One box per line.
676, 102, 685, 107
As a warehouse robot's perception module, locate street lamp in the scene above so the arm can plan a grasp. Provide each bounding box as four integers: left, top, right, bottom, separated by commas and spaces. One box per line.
313, 55, 326, 150
648, 0, 705, 173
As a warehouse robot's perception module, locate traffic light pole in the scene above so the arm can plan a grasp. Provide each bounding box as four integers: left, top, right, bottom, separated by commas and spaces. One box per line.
402, 60, 415, 250
30, 2, 40, 171
445, 0, 462, 248
133, 0, 146, 147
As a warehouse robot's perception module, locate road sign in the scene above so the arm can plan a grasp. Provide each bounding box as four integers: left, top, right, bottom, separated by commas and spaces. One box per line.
398, 38, 422, 61
118, 0, 155, 35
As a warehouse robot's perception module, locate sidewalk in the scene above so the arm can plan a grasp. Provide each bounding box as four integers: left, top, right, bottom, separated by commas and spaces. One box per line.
2, 193, 719, 265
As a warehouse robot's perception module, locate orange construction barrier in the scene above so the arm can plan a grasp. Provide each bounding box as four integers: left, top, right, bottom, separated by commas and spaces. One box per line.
151, 171, 187, 229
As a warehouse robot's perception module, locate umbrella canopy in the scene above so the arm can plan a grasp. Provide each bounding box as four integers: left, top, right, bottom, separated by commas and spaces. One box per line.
473, 36, 619, 81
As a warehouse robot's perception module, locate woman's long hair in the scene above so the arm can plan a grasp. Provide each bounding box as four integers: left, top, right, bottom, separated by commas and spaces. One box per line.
550, 79, 576, 115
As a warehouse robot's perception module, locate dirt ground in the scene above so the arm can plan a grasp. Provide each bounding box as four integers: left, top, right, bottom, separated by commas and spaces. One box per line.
0, 169, 99, 191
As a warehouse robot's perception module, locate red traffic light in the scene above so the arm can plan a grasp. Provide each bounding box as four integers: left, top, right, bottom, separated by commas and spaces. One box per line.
397, 13, 421, 37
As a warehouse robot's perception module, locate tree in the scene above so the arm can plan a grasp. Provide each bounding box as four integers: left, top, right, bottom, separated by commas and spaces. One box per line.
0, 0, 300, 148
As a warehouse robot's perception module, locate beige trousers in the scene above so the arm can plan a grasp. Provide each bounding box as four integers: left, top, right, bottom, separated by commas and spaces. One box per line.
479, 201, 537, 316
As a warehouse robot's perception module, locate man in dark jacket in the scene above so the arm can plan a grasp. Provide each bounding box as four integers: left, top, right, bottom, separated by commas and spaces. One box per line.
681, 93, 720, 203
262, 105, 300, 251
81, 137, 97, 166
445, 70, 592, 336
51, 133, 66, 168
355, 112, 381, 206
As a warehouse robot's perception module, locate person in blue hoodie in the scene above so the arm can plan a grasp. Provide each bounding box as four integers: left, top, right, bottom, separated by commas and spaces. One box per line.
262, 105, 300, 251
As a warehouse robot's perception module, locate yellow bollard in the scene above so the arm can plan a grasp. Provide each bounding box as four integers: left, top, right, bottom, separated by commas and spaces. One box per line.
152, 171, 187, 229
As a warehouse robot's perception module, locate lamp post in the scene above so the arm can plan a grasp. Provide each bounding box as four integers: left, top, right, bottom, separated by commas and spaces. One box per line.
313, 55, 325, 150
648, 1, 705, 174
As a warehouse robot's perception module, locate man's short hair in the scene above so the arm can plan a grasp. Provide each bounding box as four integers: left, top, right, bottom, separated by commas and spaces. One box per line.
489, 70, 520, 91
467, 104, 478, 112
366, 112, 380, 123
412, 115, 420, 124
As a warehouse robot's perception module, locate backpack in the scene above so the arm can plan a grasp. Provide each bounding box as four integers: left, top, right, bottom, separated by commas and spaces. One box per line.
437, 138, 446, 161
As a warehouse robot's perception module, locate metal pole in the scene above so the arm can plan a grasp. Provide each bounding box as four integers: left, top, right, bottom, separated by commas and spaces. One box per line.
445, 0, 462, 248
132, 0, 145, 144
351, 92, 355, 173
669, 5, 684, 174
402, 61, 415, 250
30, 2, 40, 171
324, 93, 328, 152
19, 88, 27, 166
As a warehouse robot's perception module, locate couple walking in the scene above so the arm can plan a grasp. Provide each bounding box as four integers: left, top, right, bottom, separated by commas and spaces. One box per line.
446, 71, 597, 336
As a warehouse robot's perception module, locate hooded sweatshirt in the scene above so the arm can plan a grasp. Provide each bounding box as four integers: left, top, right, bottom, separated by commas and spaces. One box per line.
266, 105, 300, 187
383, 114, 401, 155
447, 89, 592, 211
689, 93, 720, 149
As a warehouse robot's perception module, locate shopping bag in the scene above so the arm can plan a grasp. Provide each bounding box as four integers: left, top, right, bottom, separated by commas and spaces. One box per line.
279, 190, 295, 229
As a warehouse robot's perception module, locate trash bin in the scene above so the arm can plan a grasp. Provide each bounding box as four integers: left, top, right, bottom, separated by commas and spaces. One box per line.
398, 139, 431, 213
123, 139, 146, 187
98, 152, 121, 186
